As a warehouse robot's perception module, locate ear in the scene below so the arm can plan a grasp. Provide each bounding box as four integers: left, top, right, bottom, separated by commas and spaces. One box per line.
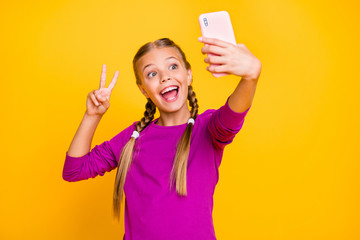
187, 69, 192, 86
137, 84, 149, 98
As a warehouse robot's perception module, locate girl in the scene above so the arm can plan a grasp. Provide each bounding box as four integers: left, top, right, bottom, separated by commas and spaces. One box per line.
63, 36, 261, 240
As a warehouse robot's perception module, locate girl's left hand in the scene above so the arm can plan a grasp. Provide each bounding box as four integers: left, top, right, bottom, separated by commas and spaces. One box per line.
198, 36, 262, 81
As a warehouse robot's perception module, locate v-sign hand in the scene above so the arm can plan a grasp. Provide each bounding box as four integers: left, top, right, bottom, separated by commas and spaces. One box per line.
86, 64, 119, 116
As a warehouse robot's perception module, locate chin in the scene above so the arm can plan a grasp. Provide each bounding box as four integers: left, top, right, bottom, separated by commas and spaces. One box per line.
157, 97, 188, 113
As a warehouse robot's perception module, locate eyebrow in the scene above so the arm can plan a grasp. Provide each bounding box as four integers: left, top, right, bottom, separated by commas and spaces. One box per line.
142, 56, 179, 72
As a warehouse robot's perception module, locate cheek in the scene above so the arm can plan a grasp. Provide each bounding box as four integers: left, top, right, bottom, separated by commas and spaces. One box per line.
149, 82, 161, 95
174, 71, 188, 81
181, 86, 189, 97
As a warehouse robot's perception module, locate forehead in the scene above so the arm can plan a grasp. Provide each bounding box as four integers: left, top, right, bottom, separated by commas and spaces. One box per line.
137, 47, 182, 69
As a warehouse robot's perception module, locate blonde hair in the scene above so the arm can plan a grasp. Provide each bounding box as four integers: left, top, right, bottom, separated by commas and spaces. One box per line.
113, 38, 199, 222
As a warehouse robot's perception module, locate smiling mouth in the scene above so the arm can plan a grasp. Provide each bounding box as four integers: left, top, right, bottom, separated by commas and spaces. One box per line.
160, 86, 179, 102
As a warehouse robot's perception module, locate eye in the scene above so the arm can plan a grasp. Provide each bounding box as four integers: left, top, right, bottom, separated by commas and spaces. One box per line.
169, 64, 178, 70
147, 71, 157, 78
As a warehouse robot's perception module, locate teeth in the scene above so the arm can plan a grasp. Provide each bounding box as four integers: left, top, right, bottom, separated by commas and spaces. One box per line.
161, 86, 178, 95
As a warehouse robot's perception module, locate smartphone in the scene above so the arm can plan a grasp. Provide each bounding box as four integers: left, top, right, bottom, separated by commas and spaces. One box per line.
199, 11, 236, 77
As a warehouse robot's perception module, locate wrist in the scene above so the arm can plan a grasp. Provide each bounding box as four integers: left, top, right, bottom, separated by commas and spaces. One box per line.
84, 111, 103, 121
242, 59, 262, 81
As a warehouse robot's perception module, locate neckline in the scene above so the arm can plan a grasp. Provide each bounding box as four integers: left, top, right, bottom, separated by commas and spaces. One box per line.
151, 118, 189, 129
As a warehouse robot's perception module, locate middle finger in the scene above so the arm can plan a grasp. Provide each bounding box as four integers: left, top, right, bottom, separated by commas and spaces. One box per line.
205, 55, 227, 65
107, 70, 119, 92
201, 45, 227, 56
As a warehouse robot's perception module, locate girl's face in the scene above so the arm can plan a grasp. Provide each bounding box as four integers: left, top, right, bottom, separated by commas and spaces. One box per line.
136, 47, 192, 114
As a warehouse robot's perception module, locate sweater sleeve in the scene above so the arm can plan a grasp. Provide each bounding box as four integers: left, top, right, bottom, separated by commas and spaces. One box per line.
208, 97, 251, 152
62, 122, 136, 182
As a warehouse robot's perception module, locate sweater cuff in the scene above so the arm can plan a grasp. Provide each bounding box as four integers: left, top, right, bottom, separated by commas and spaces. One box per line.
218, 97, 251, 130
63, 152, 89, 182
65, 151, 88, 160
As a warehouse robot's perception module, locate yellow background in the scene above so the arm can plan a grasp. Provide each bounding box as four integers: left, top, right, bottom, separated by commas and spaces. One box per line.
1, 0, 359, 239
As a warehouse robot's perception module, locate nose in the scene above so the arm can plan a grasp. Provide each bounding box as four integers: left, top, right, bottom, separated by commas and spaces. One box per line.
161, 76, 171, 83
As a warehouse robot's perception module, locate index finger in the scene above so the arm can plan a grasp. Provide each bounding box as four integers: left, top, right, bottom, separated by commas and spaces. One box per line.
99, 64, 106, 89
107, 70, 119, 92
198, 36, 233, 48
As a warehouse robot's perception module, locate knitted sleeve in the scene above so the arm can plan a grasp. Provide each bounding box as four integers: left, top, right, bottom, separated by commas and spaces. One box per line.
208, 97, 251, 152
62, 122, 136, 182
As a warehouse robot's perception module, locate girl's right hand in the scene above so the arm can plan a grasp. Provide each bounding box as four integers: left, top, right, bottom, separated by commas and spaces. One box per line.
86, 64, 119, 116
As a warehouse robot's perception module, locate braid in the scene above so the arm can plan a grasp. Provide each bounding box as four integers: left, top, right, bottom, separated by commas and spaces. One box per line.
187, 85, 199, 119
169, 85, 199, 196
136, 98, 156, 132
113, 97, 156, 223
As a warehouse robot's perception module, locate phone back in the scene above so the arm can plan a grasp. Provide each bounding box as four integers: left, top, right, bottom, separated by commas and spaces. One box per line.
199, 11, 236, 77
199, 11, 236, 45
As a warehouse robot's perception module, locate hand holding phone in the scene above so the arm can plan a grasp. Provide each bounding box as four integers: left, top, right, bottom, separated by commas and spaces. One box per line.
198, 11, 236, 77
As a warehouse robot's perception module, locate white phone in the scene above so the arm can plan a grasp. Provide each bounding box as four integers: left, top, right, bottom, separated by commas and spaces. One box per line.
199, 11, 237, 77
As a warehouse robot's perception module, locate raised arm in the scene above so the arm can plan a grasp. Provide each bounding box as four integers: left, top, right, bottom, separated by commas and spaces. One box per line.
198, 37, 262, 113
67, 64, 119, 157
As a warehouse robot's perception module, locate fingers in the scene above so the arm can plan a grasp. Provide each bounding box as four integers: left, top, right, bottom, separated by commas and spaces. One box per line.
107, 70, 119, 92
90, 90, 100, 106
102, 99, 110, 109
204, 55, 226, 65
201, 44, 227, 56
198, 36, 233, 48
207, 64, 228, 73
99, 64, 119, 93
99, 64, 106, 89
94, 89, 108, 102
91, 89, 109, 106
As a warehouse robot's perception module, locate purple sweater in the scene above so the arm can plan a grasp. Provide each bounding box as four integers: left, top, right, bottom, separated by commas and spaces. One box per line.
63, 97, 251, 240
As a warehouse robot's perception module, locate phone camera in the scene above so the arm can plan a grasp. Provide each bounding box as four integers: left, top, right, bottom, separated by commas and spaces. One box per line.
203, 18, 208, 27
